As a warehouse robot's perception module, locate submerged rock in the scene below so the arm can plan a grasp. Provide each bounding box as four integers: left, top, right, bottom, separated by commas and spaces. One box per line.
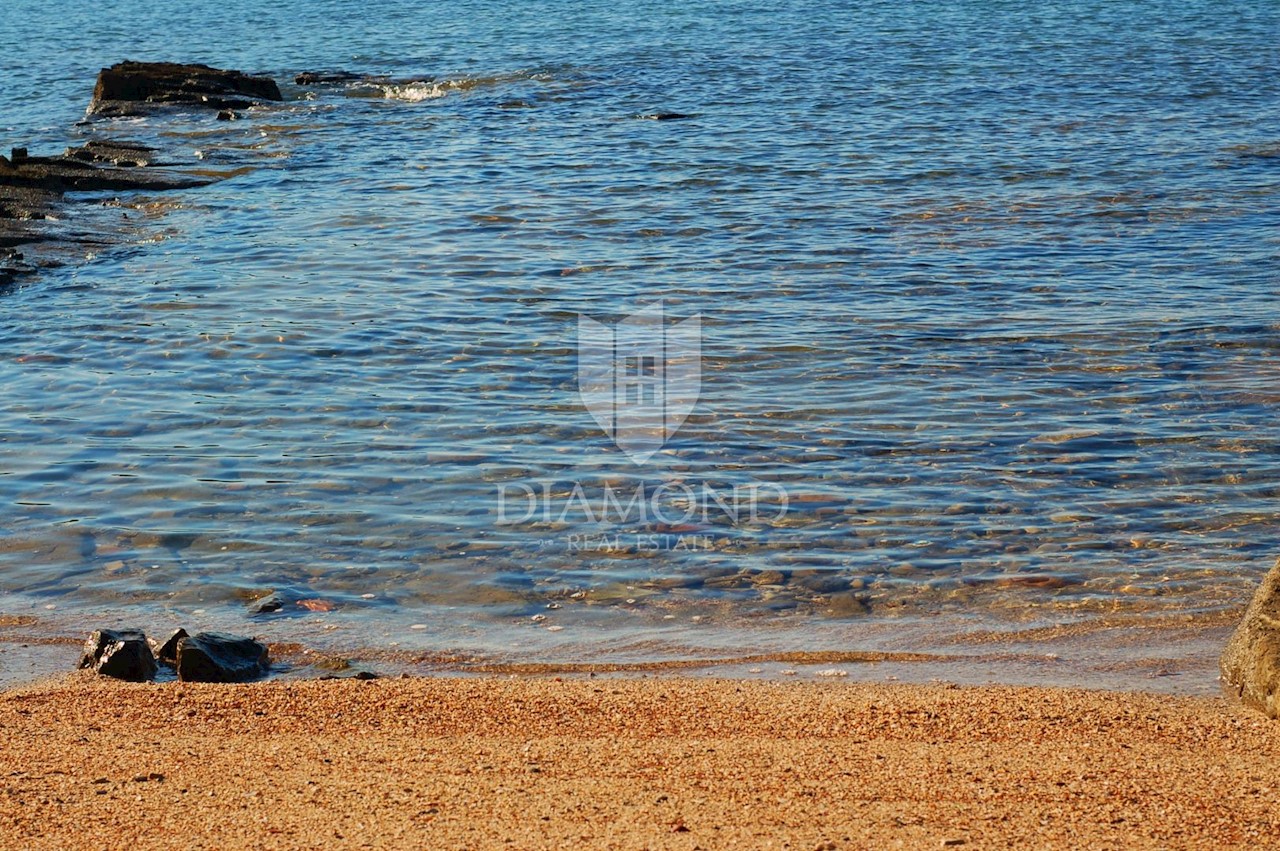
0, 141, 215, 284
310, 658, 380, 681
1221, 558, 1280, 718
89, 61, 283, 117
175, 632, 269, 683
247, 592, 285, 615
318, 668, 379, 681
0, 149, 209, 194
78, 628, 158, 682
294, 71, 371, 86
65, 139, 157, 167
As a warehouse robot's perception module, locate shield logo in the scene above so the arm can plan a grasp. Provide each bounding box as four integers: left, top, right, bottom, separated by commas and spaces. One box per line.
578, 301, 701, 464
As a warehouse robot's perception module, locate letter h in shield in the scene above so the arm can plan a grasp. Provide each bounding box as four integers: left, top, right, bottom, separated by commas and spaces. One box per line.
578, 301, 701, 465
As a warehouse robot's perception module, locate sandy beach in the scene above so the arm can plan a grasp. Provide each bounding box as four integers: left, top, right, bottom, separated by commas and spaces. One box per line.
0, 675, 1276, 849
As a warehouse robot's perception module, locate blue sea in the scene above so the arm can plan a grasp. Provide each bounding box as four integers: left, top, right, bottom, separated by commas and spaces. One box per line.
1, 0, 1278, 686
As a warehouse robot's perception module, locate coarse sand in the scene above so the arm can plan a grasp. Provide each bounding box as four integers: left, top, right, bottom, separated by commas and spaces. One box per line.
1, 673, 1277, 849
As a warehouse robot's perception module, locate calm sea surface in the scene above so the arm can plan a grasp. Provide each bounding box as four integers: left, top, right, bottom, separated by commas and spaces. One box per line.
1, 1, 1278, 679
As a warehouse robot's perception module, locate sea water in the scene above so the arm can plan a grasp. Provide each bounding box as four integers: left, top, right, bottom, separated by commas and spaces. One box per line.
0, 0, 1278, 686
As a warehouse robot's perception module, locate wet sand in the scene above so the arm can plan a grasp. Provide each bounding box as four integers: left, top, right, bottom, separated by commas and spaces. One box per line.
1, 674, 1277, 849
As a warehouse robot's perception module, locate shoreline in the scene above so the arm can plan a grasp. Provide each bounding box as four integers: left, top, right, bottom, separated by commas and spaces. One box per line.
0, 609, 1238, 694
1, 674, 1276, 849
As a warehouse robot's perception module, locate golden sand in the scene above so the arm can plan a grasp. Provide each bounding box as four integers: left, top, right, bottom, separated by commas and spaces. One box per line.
0, 674, 1277, 849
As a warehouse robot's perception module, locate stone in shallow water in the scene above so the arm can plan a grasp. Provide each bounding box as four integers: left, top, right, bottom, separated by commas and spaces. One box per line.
1221, 557, 1280, 718
78, 628, 157, 682
247, 593, 285, 615
175, 632, 269, 683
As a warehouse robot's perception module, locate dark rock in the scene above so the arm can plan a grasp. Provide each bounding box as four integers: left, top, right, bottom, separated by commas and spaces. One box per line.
89, 61, 283, 117
65, 140, 156, 167
78, 628, 158, 682
149, 627, 189, 666
294, 71, 370, 86
0, 145, 210, 276
216, 110, 237, 121
0, 243, 34, 288
1222, 557, 1280, 718
310, 657, 379, 680
247, 593, 284, 615
0, 151, 210, 194
794, 573, 852, 594
175, 632, 269, 683
318, 668, 380, 681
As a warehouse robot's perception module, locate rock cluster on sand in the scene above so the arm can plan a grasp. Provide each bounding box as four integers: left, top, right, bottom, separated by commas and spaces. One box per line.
1221, 557, 1280, 718
89, 61, 282, 117
79, 627, 269, 683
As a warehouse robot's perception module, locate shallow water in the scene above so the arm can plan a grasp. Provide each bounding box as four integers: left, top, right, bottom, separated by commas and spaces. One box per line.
1, 0, 1279, 681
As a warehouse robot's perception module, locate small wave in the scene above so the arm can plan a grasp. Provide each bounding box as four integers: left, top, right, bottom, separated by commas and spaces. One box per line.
378, 81, 447, 102
346, 71, 555, 103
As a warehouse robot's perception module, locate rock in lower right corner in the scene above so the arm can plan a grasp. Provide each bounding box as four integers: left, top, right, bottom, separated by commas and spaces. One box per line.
1221, 556, 1280, 718
175, 631, 269, 683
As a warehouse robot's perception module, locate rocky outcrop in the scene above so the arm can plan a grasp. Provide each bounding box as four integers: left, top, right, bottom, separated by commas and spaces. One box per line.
89, 61, 282, 117
2, 61, 271, 288
0, 147, 209, 194
65, 140, 157, 167
175, 632, 270, 683
1222, 558, 1280, 717
78, 629, 158, 682
0, 142, 216, 288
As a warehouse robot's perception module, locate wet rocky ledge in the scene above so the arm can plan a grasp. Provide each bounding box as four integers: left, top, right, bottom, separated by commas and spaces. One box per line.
2, 60, 700, 288
0, 61, 282, 288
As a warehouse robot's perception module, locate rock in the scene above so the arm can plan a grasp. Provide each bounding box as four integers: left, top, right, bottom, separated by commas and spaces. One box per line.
89, 61, 282, 117
317, 668, 379, 681
1222, 558, 1280, 717
149, 628, 189, 666
793, 573, 852, 594
64, 140, 155, 167
65, 139, 156, 167
308, 657, 379, 680
0, 141, 213, 288
215, 110, 237, 121
0, 151, 208, 193
294, 71, 370, 86
175, 632, 269, 683
78, 628, 157, 682
247, 593, 284, 615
